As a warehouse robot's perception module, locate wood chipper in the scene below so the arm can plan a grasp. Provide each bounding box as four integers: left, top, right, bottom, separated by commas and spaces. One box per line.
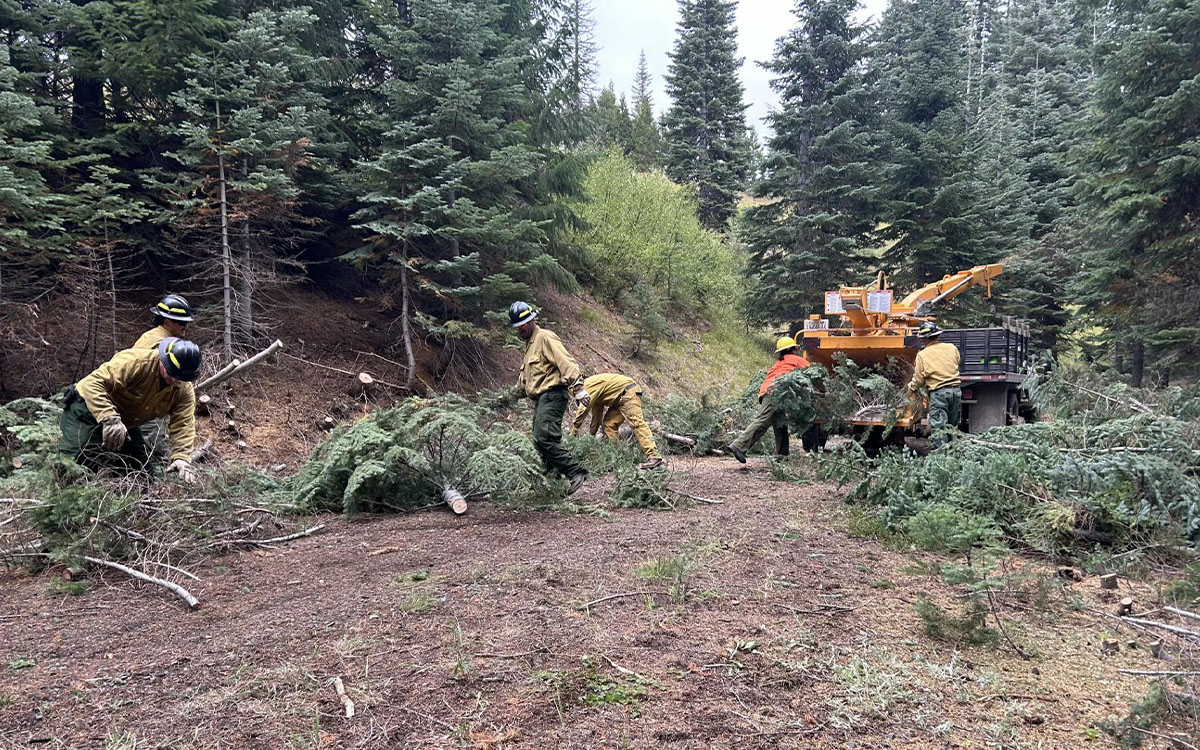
790, 264, 1035, 451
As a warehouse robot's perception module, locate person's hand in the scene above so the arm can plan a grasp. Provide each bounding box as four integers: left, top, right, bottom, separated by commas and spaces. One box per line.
166, 458, 197, 484
574, 388, 591, 408
101, 416, 128, 450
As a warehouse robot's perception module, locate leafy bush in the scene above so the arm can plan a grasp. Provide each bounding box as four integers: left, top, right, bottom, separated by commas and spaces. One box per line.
570, 150, 742, 317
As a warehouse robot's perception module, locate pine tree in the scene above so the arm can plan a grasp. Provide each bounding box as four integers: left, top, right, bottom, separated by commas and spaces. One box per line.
168, 7, 336, 355
871, 0, 989, 285
1072, 0, 1200, 380
589, 83, 634, 151
629, 51, 662, 171
662, 0, 752, 230
350, 0, 575, 384
740, 0, 882, 325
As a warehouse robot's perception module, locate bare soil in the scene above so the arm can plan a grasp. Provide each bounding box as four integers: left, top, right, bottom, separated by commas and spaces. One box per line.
0, 457, 1184, 749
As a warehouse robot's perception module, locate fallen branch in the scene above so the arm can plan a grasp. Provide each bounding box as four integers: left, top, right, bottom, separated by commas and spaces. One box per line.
1129, 727, 1197, 750
675, 490, 722, 505
282, 352, 408, 391
577, 591, 664, 610
1164, 606, 1200, 623
1120, 616, 1200, 641
1117, 669, 1200, 677
221, 524, 325, 547
196, 339, 284, 392
333, 677, 355, 719
664, 433, 697, 448
143, 560, 200, 581
84, 555, 199, 609
190, 437, 214, 464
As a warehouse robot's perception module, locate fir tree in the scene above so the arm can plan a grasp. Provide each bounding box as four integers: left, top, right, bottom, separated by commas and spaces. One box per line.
662, 0, 752, 230
168, 7, 337, 354
740, 0, 882, 325
1072, 0, 1200, 380
590, 82, 634, 151
629, 50, 663, 171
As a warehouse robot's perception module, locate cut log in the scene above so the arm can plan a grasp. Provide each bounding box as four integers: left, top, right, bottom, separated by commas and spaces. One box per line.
224, 420, 239, 433
195, 339, 284, 393
236, 440, 247, 451
195, 394, 212, 416
664, 433, 698, 448
1150, 641, 1165, 659
190, 438, 214, 464
1117, 597, 1134, 616
1100, 573, 1119, 590
443, 487, 468, 515
320, 416, 336, 430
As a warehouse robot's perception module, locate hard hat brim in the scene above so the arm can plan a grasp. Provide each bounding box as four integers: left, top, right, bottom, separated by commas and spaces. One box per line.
509, 310, 538, 328
150, 306, 194, 323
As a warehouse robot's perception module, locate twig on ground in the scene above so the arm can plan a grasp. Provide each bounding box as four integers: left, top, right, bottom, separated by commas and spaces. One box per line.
214, 524, 325, 548
142, 560, 200, 581
577, 591, 664, 610
473, 647, 548, 659
84, 555, 199, 609
675, 490, 722, 505
1120, 616, 1200, 640
282, 353, 408, 391
333, 676, 355, 718
1129, 726, 1198, 750
1116, 669, 1200, 677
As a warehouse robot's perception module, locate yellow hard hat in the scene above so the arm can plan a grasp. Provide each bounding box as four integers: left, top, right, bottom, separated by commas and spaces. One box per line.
774, 336, 798, 353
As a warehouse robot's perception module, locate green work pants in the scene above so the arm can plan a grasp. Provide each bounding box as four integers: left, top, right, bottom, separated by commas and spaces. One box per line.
928, 386, 963, 447
533, 388, 585, 479
731, 395, 792, 456
59, 397, 151, 473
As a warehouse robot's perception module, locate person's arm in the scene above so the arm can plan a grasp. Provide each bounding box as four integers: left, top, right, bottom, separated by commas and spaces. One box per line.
908, 352, 926, 392
77, 356, 125, 422
166, 385, 197, 461
544, 334, 583, 389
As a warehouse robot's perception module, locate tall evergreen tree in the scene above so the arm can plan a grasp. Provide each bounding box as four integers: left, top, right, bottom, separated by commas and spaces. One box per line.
871, 0, 990, 285
350, 0, 575, 384
740, 0, 881, 325
1072, 0, 1200, 380
629, 50, 662, 170
662, 0, 752, 230
589, 82, 634, 151
168, 7, 337, 354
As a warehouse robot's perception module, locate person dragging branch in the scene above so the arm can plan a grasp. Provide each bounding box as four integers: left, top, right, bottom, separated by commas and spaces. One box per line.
59, 337, 203, 483
511, 301, 588, 495
726, 336, 811, 463
572, 373, 664, 470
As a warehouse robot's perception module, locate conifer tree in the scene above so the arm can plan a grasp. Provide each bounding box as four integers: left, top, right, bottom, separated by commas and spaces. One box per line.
590, 83, 634, 151
740, 0, 881, 325
169, 7, 336, 354
662, 0, 752, 230
629, 51, 663, 171
1072, 0, 1200, 379
350, 0, 575, 383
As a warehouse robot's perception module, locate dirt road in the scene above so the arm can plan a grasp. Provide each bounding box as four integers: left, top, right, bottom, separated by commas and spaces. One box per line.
0, 457, 1172, 748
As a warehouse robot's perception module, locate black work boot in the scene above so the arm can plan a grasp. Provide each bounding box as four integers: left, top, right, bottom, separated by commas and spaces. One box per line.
726, 444, 747, 464
567, 473, 587, 496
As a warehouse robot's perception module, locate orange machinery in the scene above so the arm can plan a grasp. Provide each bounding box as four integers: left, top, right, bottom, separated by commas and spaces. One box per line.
792, 264, 1009, 435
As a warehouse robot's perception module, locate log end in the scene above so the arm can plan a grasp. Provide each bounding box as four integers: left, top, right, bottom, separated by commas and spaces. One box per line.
1099, 573, 1119, 590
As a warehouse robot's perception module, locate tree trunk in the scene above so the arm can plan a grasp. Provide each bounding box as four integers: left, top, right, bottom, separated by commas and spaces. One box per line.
106, 224, 117, 353
239, 158, 254, 335
216, 100, 233, 359
1130, 340, 1144, 388
400, 252, 416, 389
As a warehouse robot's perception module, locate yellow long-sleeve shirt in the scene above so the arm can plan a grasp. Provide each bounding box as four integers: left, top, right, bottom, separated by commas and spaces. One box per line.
908, 341, 961, 392
573, 373, 637, 431
133, 325, 172, 350
517, 325, 583, 398
76, 348, 197, 461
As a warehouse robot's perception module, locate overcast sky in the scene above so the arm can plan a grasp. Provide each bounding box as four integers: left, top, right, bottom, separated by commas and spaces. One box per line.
593, 0, 889, 138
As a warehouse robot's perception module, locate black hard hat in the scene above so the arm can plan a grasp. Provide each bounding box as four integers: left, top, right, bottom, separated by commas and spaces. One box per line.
917, 321, 943, 338
150, 294, 194, 323
158, 337, 202, 382
508, 301, 538, 328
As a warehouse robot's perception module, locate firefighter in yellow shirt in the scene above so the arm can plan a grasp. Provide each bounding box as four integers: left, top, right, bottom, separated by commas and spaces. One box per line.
59, 338, 202, 482
133, 294, 195, 349
572, 373, 663, 470
511, 301, 588, 495
907, 322, 962, 446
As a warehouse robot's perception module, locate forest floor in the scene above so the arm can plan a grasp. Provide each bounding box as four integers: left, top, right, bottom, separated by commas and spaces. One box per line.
0, 456, 1186, 749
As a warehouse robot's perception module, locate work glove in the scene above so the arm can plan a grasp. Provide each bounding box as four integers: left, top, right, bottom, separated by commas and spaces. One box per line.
166, 458, 197, 485
100, 416, 128, 451
574, 388, 591, 408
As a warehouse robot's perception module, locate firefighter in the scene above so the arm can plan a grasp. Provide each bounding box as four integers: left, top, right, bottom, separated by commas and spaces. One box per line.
908, 322, 962, 445
134, 294, 195, 349
59, 337, 202, 483
511, 301, 588, 495
726, 336, 811, 463
572, 373, 664, 470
